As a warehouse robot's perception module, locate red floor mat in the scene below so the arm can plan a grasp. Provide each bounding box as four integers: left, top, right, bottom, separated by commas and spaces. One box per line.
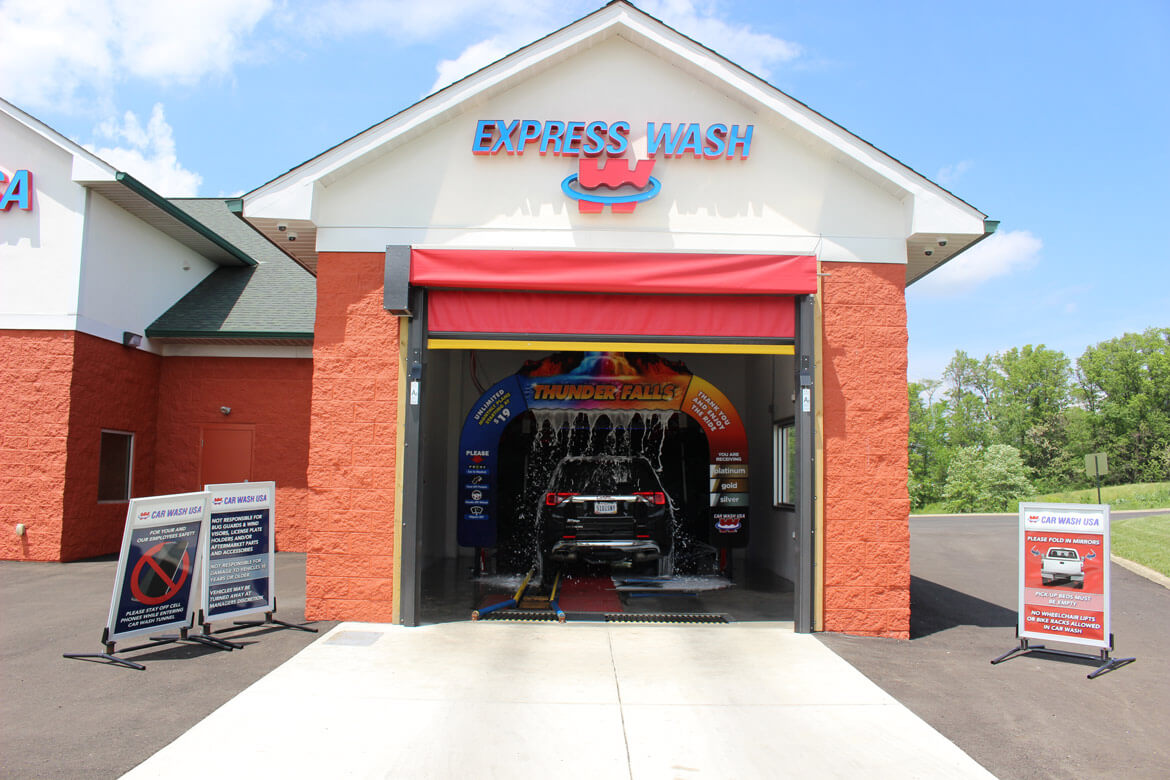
556, 576, 623, 613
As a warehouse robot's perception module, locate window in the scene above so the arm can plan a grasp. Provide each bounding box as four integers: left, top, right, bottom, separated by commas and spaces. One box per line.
98, 430, 133, 502
773, 419, 797, 507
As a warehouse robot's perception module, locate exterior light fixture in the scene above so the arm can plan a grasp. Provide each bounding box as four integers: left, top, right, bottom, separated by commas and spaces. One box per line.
122, 331, 143, 348
924, 249, 933, 257
938, 238, 948, 247
220, 406, 232, 416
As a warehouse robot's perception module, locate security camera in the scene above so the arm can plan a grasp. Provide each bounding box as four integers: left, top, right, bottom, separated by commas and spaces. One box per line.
938, 238, 948, 247
276, 223, 287, 232
287, 232, 297, 241
220, 406, 231, 415
924, 249, 934, 256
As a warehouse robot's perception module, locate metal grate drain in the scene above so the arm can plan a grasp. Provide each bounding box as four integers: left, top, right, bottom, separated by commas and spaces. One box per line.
605, 613, 730, 624
477, 610, 560, 622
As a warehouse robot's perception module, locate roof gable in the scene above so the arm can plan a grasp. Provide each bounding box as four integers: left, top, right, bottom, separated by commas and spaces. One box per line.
243, 1, 988, 277
2, 97, 256, 268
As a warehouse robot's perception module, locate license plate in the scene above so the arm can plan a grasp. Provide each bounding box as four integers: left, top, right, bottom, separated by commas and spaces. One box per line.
593, 501, 618, 515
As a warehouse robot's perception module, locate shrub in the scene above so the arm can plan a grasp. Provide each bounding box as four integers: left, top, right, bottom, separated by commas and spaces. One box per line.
943, 444, 1033, 512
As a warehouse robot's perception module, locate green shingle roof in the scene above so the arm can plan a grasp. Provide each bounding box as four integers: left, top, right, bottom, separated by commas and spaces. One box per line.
147, 199, 316, 341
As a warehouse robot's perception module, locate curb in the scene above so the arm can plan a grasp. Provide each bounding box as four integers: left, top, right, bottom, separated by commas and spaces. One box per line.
1111, 554, 1170, 590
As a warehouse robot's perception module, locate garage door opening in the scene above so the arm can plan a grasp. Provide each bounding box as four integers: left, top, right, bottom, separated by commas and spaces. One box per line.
410, 346, 805, 625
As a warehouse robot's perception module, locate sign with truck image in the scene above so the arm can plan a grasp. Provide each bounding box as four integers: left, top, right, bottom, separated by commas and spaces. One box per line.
1018, 503, 1111, 648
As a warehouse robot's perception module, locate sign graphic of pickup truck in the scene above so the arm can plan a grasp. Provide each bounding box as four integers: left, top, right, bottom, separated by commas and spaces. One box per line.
1041, 547, 1084, 588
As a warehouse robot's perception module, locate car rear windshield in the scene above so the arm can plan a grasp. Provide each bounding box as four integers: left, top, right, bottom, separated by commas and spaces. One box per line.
1046, 548, 1078, 559
552, 458, 657, 494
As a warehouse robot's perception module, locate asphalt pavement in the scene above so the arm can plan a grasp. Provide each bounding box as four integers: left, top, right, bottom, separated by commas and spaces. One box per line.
2, 512, 1167, 778
0, 553, 332, 779
819, 510, 1170, 780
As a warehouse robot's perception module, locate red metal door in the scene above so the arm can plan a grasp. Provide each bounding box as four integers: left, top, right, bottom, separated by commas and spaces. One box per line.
199, 424, 254, 487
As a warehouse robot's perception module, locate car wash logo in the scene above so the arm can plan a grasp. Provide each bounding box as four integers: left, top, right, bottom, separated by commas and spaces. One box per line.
471, 120, 752, 213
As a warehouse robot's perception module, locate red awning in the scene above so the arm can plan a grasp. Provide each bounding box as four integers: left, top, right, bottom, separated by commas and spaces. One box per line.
429, 290, 795, 339
411, 249, 817, 295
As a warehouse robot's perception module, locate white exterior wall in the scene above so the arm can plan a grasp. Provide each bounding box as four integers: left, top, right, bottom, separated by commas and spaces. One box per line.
77, 191, 216, 349
0, 112, 87, 328
1, 110, 217, 352
313, 37, 910, 262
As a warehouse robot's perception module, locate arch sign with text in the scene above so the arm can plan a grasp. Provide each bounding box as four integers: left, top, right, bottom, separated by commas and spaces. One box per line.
456, 351, 749, 549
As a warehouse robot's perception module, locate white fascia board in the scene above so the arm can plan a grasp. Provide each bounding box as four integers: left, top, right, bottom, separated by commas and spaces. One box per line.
245, 178, 316, 221
160, 343, 313, 359
316, 227, 908, 263
71, 155, 117, 184
909, 190, 987, 236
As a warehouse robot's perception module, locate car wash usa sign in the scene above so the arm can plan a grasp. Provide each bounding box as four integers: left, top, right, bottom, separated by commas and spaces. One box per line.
1018, 503, 1112, 649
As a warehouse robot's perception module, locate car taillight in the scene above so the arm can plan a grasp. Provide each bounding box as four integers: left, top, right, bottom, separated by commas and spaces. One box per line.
634, 491, 666, 505
545, 492, 577, 506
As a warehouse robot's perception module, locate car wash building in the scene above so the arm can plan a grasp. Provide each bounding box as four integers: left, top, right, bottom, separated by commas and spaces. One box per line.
1, 3, 991, 638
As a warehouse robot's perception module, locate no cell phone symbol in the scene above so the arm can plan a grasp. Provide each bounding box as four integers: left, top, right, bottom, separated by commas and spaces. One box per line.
130, 540, 191, 605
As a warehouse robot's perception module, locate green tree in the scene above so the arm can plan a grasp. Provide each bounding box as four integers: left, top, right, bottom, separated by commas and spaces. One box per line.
990, 344, 1072, 489
1076, 328, 1170, 484
942, 350, 993, 449
909, 379, 950, 507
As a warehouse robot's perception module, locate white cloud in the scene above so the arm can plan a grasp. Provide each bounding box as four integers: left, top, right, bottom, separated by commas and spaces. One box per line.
86, 104, 203, 196
639, 0, 801, 78
426, 0, 802, 92
936, 159, 974, 186
304, 0, 551, 40
0, 0, 272, 111
431, 38, 517, 93
912, 229, 1043, 297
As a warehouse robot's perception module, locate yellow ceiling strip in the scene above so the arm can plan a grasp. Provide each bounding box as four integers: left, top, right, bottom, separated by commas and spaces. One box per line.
427, 338, 795, 355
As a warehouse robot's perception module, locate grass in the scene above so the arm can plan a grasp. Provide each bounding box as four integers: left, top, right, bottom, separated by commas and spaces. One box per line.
914, 481, 1170, 515
1112, 514, 1170, 577
1029, 481, 1170, 510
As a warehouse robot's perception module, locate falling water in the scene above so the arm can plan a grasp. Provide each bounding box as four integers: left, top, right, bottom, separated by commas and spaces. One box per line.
507, 408, 688, 581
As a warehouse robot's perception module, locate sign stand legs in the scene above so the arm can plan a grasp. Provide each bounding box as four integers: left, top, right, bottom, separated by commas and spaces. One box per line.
991, 635, 1136, 679
203, 599, 318, 637
63, 627, 237, 671
160, 625, 244, 651
63, 633, 148, 671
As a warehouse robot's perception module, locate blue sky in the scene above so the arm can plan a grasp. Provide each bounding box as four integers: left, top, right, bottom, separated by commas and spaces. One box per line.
3, 0, 1167, 380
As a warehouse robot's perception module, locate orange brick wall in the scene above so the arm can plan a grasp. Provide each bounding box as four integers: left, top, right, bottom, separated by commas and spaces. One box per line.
820, 262, 911, 638
0, 331, 76, 560
154, 356, 313, 551
304, 252, 401, 622
60, 332, 162, 560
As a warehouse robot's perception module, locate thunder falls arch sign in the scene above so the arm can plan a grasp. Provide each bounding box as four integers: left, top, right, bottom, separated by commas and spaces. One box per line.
456, 352, 750, 574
